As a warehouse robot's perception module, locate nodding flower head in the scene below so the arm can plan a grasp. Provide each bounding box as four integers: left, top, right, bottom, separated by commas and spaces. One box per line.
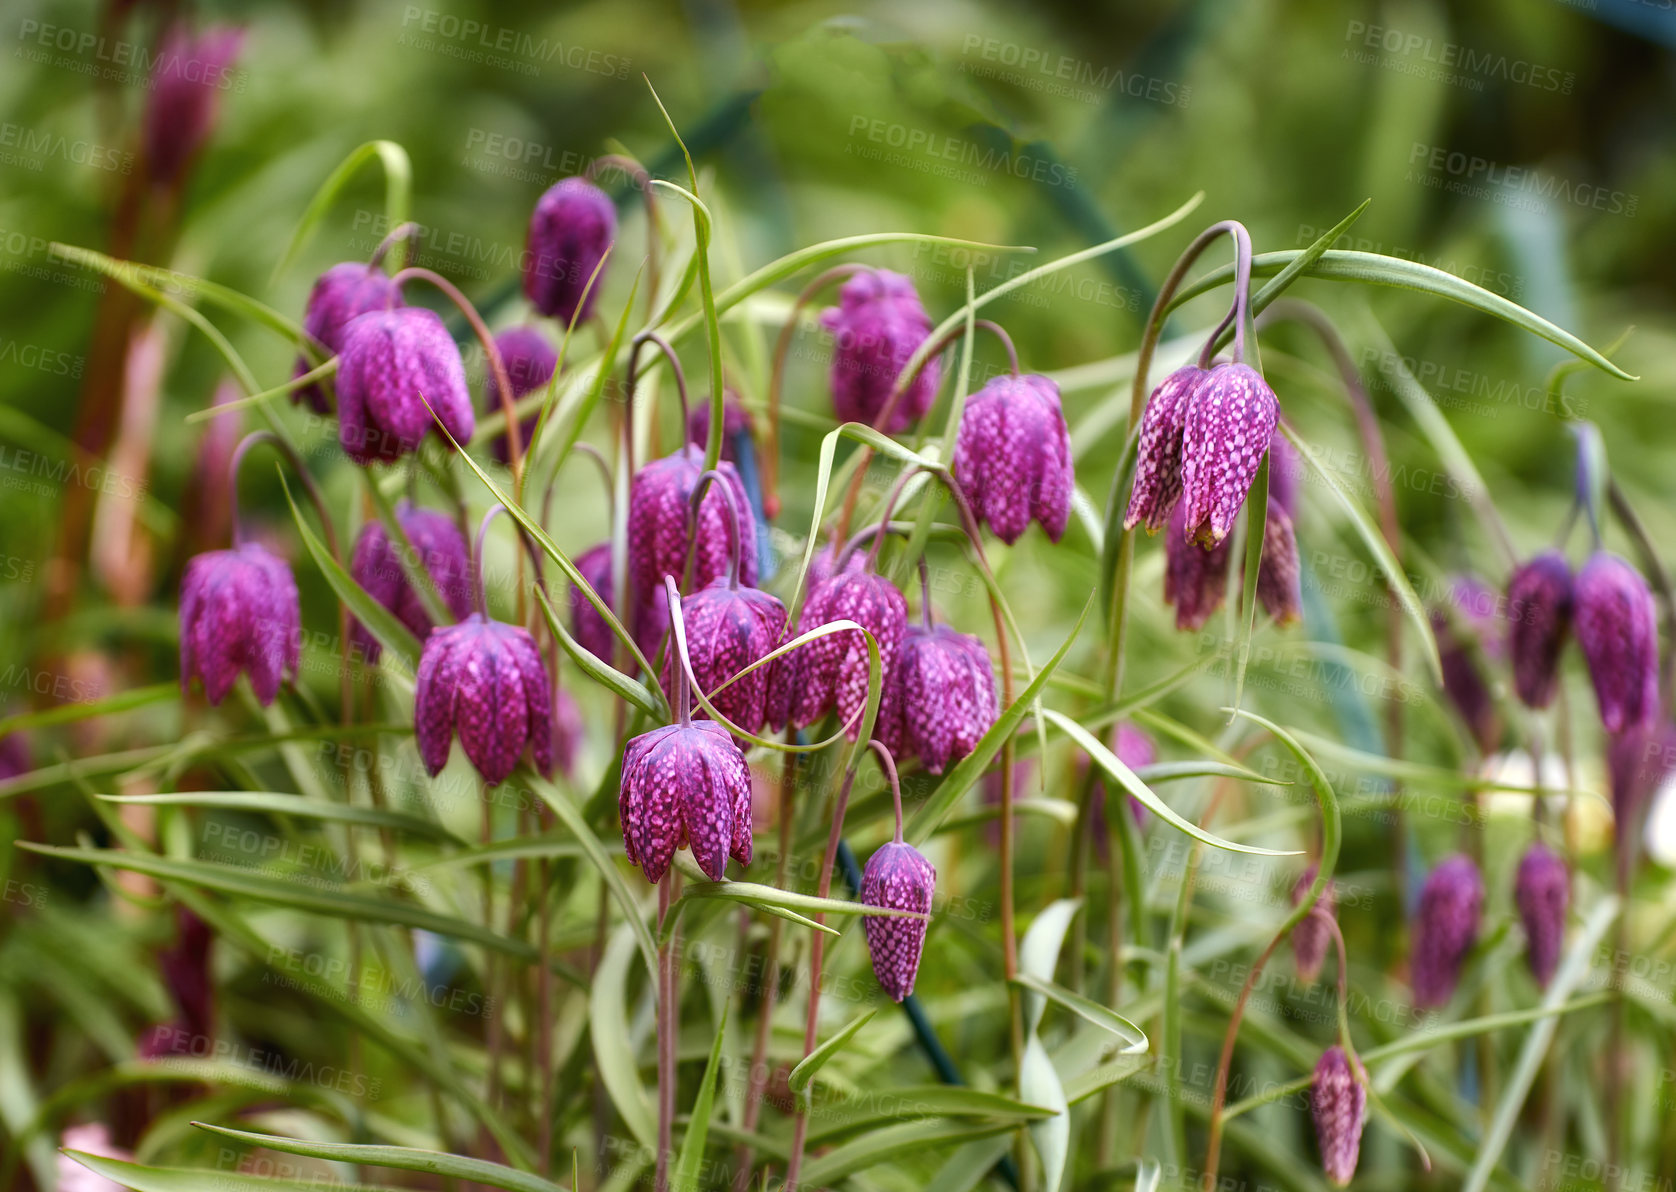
292, 263, 404, 414
180, 542, 300, 707
1125, 365, 1206, 534
1515, 841, 1568, 989
1310, 1046, 1366, 1187
523, 177, 615, 325
880, 623, 997, 774
1410, 854, 1484, 1007
861, 840, 936, 1001
953, 373, 1073, 545
1574, 551, 1659, 734
820, 269, 940, 432
414, 614, 554, 787
483, 325, 558, 463
1290, 864, 1337, 985
142, 23, 244, 188
1507, 551, 1573, 710
687, 391, 755, 463
662, 578, 787, 740
349, 502, 473, 664
619, 719, 752, 883
1180, 363, 1281, 546
1433, 575, 1505, 755
1609, 719, 1676, 840
1257, 504, 1303, 626
1163, 501, 1231, 631
570, 542, 617, 662
785, 564, 908, 739
336, 308, 475, 464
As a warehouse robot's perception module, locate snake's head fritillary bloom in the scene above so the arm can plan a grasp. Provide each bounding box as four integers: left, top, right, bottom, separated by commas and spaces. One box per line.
687, 391, 755, 463
180, 542, 300, 707
414, 614, 554, 787
1609, 719, 1676, 839
1411, 854, 1483, 1007
819, 269, 939, 432
619, 719, 752, 882
524, 177, 615, 325
292, 263, 404, 414
1257, 505, 1303, 626
349, 502, 473, 664
1574, 551, 1659, 734
483, 325, 558, 463
1433, 575, 1504, 755
336, 308, 475, 465
1507, 551, 1573, 710
787, 566, 908, 739
1267, 427, 1302, 517
1179, 363, 1280, 547
880, 623, 997, 774
142, 23, 244, 188
569, 542, 617, 663
953, 373, 1073, 545
1290, 864, 1337, 985
661, 579, 787, 739
1163, 502, 1230, 631
1124, 364, 1206, 534
861, 840, 935, 1002
1514, 841, 1568, 989
1310, 1046, 1366, 1187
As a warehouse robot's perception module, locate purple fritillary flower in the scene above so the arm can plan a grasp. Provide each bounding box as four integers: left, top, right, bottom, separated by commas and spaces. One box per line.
861, 840, 936, 1002
336, 308, 475, 465
483, 324, 558, 463
1179, 363, 1280, 547
1267, 427, 1302, 518
524, 177, 615, 325
553, 685, 583, 780
953, 373, 1073, 546
1411, 854, 1484, 1007
349, 502, 473, 664
570, 542, 616, 662
619, 719, 752, 882
291, 263, 404, 414
819, 269, 940, 432
662, 578, 787, 739
1507, 551, 1573, 710
1515, 841, 1568, 989
687, 391, 755, 463
1163, 501, 1231, 631
1290, 863, 1337, 985
787, 567, 908, 739
1433, 575, 1504, 755
1256, 505, 1302, 626
180, 542, 300, 707
626, 446, 757, 652
1574, 551, 1660, 734
414, 614, 554, 788
1124, 364, 1206, 534
880, 623, 997, 774
142, 23, 244, 188
1087, 722, 1156, 847
1311, 1046, 1366, 1187
138, 908, 215, 1058
1609, 719, 1676, 842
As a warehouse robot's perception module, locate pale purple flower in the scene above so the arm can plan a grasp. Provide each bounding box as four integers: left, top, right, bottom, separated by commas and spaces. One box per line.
1256, 505, 1302, 626
662, 578, 787, 739
953, 373, 1073, 545
1515, 842, 1568, 988
820, 269, 940, 432
1180, 363, 1281, 546
619, 719, 752, 882
349, 502, 473, 663
553, 686, 583, 779
1290, 864, 1336, 985
292, 263, 404, 413
1434, 575, 1504, 754
336, 308, 475, 464
880, 623, 997, 774
1124, 364, 1206, 533
785, 566, 908, 739
1267, 427, 1302, 517
1507, 551, 1573, 710
1310, 1046, 1366, 1187
1411, 854, 1483, 1007
1163, 501, 1230, 631
687, 391, 755, 463
861, 840, 935, 1001
414, 614, 554, 787
57, 1123, 131, 1192
179, 542, 300, 706
142, 24, 244, 187
524, 177, 615, 325
569, 542, 616, 663
1574, 552, 1659, 733
483, 325, 558, 463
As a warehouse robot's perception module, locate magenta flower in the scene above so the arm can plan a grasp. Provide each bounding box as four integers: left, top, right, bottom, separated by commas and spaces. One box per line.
820, 269, 940, 432
1256, 505, 1302, 626
1515, 842, 1568, 988
662, 578, 787, 739
1163, 501, 1231, 631
524, 177, 616, 325
1124, 364, 1207, 533
1507, 551, 1573, 710
687, 391, 755, 463
349, 503, 473, 663
142, 23, 244, 188
336, 308, 475, 464
861, 840, 936, 1001
1574, 552, 1659, 733
619, 719, 752, 882
292, 263, 404, 414
1609, 719, 1676, 838
786, 566, 908, 739
1411, 854, 1483, 1007
880, 623, 997, 774
484, 325, 558, 462
1310, 1046, 1366, 1187
1434, 576, 1504, 755
414, 614, 554, 787
953, 373, 1073, 545
569, 542, 617, 662
180, 542, 300, 707
1290, 864, 1337, 985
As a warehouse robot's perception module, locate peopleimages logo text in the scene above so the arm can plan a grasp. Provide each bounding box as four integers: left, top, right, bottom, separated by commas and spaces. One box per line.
1407, 143, 1638, 216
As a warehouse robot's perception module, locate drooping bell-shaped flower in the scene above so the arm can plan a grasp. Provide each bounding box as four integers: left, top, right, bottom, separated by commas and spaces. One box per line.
1609, 719, 1676, 843
1514, 841, 1568, 988
687, 391, 755, 463
1574, 551, 1659, 733
142, 23, 244, 188
1410, 854, 1483, 1007
861, 840, 936, 1001
483, 325, 558, 463
349, 502, 473, 664
336, 308, 475, 464
1125, 364, 1206, 533
662, 578, 787, 739
786, 565, 908, 739
953, 373, 1073, 545
1180, 363, 1281, 546
1433, 576, 1505, 755
819, 269, 940, 432
524, 177, 615, 325
569, 542, 617, 663
1310, 1046, 1366, 1187
619, 718, 752, 882
1290, 864, 1337, 985
1163, 501, 1230, 631
880, 623, 997, 774
415, 614, 554, 787
1507, 551, 1573, 710
292, 264, 404, 413
180, 542, 300, 706
1256, 504, 1302, 626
